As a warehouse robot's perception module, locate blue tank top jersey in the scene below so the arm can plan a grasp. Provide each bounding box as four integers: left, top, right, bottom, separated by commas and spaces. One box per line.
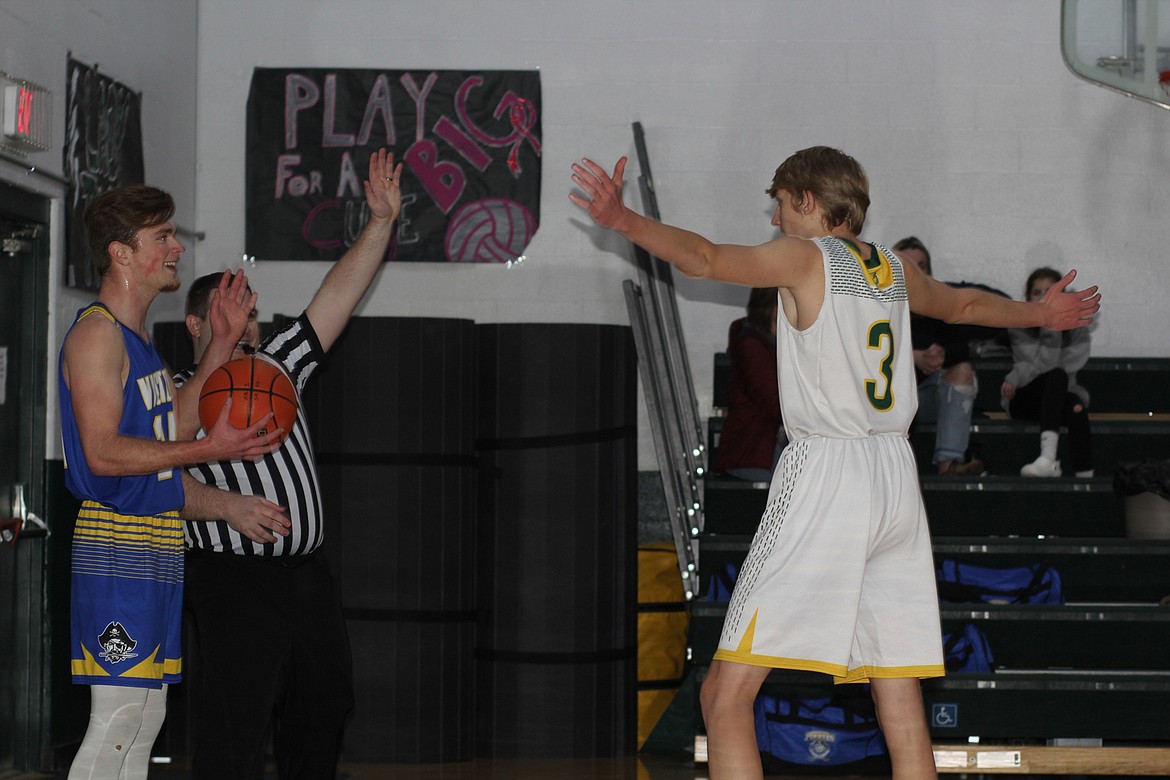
59, 303, 184, 516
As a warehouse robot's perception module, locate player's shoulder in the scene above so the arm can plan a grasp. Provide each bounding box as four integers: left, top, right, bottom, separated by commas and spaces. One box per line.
64, 306, 123, 353
769, 234, 826, 268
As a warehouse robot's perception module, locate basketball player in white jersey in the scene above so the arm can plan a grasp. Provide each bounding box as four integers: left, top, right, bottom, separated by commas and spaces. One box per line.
570, 147, 1100, 779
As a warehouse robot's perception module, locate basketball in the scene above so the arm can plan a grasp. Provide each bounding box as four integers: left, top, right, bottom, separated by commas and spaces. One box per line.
198, 354, 298, 444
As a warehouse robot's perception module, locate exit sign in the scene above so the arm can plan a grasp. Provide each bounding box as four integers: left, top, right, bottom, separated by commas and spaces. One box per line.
2, 78, 51, 152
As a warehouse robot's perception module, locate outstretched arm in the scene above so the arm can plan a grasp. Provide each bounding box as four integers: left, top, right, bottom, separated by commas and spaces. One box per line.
905, 263, 1100, 332
306, 148, 403, 353
569, 156, 820, 290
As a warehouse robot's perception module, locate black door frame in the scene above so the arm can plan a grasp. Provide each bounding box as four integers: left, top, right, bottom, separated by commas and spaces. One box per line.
0, 175, 52, 771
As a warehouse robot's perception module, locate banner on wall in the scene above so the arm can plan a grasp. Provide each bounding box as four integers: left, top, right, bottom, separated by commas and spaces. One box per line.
63, 58, 145, 291
245, 68, 541, 263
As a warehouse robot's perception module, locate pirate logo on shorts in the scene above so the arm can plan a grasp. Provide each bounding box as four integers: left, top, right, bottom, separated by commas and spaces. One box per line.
97, 621, 139, 664
804, 728, 836, 762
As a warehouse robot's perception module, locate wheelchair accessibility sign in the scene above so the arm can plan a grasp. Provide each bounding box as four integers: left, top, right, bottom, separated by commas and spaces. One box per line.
932, 703, 959, 728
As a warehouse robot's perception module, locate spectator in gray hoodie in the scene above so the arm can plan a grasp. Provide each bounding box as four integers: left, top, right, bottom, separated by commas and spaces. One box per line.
1001, 267, 1094, 478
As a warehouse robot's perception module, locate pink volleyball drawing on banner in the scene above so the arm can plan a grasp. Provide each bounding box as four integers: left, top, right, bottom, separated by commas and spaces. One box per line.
445, 197, 537, 262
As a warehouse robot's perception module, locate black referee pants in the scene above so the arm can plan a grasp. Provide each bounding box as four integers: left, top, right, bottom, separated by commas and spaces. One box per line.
185, 549, 354, 780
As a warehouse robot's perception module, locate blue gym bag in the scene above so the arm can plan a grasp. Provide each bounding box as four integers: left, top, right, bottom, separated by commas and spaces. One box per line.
942, 623, 995, 673
936, 560, 1063, 605
754, 690, 889, 771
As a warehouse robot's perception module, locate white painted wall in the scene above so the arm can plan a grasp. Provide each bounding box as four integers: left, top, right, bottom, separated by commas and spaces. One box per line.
3, 0, 1168, 469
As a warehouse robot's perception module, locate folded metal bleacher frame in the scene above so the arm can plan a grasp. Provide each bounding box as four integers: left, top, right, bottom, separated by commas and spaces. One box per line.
622, 122, 705, 599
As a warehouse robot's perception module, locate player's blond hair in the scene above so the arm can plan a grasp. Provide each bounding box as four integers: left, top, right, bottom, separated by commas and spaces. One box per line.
766, 146, 869, 234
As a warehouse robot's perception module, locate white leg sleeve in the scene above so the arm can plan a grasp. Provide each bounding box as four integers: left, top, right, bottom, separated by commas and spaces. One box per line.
67, 684, 168, 780
119, 685, 167, 780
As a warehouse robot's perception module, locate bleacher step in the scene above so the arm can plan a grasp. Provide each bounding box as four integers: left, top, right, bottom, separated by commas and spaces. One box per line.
938, 603, 1170, 671
909, 416, 1170, 477
924, 671, 1170, 741
703, 475, 1123, 537
973, 357, 1170, 416
933, 537, 1170, 603
689, 601, 1170, 672
699, 537, 1170, 604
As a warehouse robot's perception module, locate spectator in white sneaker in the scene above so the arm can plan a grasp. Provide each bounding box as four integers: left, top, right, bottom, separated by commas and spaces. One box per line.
1000, 267, 1095, 478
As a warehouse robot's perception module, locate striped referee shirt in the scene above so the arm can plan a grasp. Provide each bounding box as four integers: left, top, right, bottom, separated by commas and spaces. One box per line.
176, 313, 325, 556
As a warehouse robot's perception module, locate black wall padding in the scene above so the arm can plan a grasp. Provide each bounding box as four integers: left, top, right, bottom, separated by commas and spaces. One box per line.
151, 320, 194, 374
475, 323, 638, 758
304, 317, 478, 763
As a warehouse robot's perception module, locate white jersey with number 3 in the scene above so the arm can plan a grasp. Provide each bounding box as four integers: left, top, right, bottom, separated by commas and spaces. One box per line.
713, 235, 944, 683
778, 236, 917, 441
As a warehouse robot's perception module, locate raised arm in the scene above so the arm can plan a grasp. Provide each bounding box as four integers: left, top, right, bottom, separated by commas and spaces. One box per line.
569, 156, 821, 290
173, 268, 257, 438
904, 263, 1100, 332
305, 148, 403, 353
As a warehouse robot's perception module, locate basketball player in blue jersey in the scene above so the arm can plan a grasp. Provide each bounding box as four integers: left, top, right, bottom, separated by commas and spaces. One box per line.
59, 185, 286, 779
571, 147, 1100, 779
176, 148, 403, 779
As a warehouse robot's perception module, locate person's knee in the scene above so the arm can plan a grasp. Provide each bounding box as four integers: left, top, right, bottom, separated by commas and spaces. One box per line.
699, 668, 744, 725
869, 678, 925, 726
699, 671, 721, 722
71, 686, 161, 779
941, 361, 974, 385
699, 663, 763, 726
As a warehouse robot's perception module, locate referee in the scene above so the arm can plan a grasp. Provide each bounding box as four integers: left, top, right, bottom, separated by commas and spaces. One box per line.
176, 148, 403, 779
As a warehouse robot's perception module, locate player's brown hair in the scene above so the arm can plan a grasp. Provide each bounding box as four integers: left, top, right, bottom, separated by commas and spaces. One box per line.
186, 272, 227, 320
766, 146, 869, 235
84, 185, 176, 276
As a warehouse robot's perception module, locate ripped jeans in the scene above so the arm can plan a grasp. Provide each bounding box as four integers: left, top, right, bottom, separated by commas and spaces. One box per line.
916, 371, 977, 464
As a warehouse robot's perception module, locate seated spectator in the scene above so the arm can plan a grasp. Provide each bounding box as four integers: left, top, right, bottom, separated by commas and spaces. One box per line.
1001, 267, 1095, 478
894, 236, 1004, 476
713, 287, 784, 482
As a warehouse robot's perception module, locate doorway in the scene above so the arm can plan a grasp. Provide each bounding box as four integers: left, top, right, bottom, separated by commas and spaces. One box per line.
0, 177, 51, 772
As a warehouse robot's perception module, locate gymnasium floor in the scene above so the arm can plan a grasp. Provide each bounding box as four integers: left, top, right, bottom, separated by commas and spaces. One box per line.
13, 757, 1160, 779
13, 755, 922, 779
11, 755, 716, 780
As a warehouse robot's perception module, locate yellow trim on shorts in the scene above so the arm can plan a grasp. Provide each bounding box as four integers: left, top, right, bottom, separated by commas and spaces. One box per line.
122, 647, 182, 679
713, 608, 945, 684
835, 664, 946, 684
72, 644, 181, 680
711, 650, 945, 685
713, 610, 852, 678
713, 647, 849, 677
72, 646, 111, 677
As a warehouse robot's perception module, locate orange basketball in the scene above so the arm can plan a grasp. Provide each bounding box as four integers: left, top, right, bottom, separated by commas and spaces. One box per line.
198, 354, 298, 444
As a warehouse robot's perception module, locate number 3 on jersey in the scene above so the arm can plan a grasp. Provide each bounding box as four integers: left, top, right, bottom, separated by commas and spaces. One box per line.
865, 320, 894, 411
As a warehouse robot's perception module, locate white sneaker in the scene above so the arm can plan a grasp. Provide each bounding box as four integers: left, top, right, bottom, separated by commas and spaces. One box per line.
1021, 456, 1061, 477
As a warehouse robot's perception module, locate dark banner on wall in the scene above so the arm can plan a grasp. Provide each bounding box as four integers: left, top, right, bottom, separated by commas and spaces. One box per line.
245, 68, 541, 263
63, 58, 145, 291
